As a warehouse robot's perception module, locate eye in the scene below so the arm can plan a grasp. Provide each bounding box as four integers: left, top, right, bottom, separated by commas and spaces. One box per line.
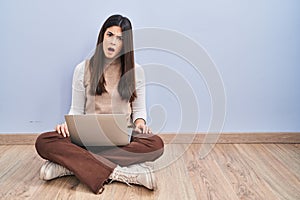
117, 36, 123, 41
107, 32, 113, 37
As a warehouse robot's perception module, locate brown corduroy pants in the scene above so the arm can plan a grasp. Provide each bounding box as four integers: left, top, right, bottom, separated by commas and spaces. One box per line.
35, 131, 164, 194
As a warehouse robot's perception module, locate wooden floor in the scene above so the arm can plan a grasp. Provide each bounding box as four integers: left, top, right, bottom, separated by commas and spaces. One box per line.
0, 143, 299, 200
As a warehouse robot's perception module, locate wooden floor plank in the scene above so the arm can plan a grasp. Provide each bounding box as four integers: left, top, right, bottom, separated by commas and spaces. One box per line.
0, 146, 43, 200
183, 144, 240, 200
0, 145, 12, 156
276, 144, 300, 160
210, 144, 279, 200
153, 144, 198, 200
262, 144, 300, 179
235, 144, 300, 200
181, 144, 209, 200
34, 177, 81, 200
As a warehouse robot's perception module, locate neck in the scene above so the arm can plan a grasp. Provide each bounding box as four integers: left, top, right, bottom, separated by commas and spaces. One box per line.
104, 57, 121, 66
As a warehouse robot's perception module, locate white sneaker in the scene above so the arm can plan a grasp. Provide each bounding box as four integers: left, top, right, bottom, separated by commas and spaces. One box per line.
109, 163, 157, 190
40, 161, 73, 180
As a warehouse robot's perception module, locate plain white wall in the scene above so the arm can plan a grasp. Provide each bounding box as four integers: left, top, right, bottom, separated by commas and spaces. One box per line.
0, 0, 299, 133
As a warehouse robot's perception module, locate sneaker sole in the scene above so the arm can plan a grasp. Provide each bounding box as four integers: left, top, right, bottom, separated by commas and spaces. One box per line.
39, 161, 51, 180
140, 164, 157, 190
43, 161, 74, 180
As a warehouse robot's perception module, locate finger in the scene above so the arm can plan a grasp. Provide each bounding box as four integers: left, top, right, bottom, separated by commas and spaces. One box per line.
66, 128, 70, 137
56, 125, 61, 134
139, 125, 145, 134
143, 126, 147, 134
134, 126, 142, 133
64, 125, 70, 137
62, 131, 66, 137
59, 125, 66, 137
61, 127, 66, 137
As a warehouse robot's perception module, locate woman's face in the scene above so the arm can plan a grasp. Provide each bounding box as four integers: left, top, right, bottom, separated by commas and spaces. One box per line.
103, 26, 123, 59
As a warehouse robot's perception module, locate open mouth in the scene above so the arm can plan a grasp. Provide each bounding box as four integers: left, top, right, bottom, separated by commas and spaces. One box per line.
108, 47, 115, 52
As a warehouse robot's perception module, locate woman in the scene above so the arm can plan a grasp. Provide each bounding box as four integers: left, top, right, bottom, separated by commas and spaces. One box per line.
35, 14, 164, 195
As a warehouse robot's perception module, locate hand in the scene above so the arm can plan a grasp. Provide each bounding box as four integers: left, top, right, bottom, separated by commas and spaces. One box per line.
134, 119, 152, 134
55, 122, 69, 137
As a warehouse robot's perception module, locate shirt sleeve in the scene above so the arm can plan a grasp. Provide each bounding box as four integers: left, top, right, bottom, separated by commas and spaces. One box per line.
131, 64, 147, 123
68, 61, 86, 115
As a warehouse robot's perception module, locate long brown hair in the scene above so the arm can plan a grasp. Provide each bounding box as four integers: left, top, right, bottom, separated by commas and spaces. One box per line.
89, 14, 136, 102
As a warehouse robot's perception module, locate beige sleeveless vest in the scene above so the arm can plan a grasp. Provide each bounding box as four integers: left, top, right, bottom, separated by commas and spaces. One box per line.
83, 60, 132, 123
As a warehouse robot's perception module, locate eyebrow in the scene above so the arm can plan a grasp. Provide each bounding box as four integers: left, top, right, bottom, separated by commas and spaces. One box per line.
107, 31, 122, 37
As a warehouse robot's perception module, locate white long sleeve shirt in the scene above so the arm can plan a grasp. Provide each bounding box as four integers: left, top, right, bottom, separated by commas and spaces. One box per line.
68, 60, 147, 123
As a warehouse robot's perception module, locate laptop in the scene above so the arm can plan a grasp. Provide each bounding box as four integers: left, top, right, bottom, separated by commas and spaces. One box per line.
65, 114, 132, 146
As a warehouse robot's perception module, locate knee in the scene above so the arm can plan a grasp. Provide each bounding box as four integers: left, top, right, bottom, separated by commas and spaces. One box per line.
35, 131, 58, 159
150, 135, 164, 156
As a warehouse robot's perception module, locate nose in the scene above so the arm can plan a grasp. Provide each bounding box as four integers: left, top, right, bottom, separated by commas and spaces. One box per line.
110, 37, 117, 45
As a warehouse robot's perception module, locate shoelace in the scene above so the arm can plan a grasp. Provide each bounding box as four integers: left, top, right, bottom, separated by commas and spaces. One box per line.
113, 173, 139, 187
